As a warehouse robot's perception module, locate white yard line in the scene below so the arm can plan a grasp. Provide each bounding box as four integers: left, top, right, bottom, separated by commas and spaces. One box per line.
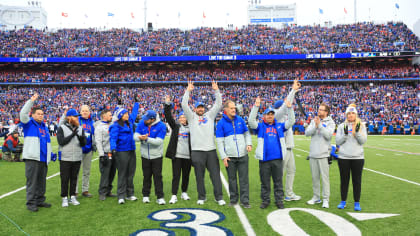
0, 158, 98, 200
294, 148, 420, 187
376, 154, 384, 156
365, 146, 420, 156
220, 171, 256, 236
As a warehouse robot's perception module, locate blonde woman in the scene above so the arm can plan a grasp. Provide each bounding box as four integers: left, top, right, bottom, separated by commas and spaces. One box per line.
335, 104, 367, 211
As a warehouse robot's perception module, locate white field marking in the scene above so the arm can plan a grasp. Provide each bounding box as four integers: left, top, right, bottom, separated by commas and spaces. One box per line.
384, 138, 401, 141
365, 146, 420, 155
296, 154, 302, 157
294, 148, 420, 187
376, 154, 384, 156
364, 168, 420, 187
0, 158, 98, 200
219, 172, 256, 236
394, 153, 403, 156
347, 213, 399, 221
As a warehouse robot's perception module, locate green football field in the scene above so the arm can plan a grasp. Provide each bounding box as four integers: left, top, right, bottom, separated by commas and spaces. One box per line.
1, 135, 419, 236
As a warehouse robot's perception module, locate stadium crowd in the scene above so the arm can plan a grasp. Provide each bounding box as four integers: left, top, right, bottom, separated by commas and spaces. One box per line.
0, 22, 418, 57
0, 64, 418, 83
1, 83, 418, 133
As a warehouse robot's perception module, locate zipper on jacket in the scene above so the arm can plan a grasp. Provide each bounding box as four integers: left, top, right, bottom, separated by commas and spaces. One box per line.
232, 119, 240, 158
147, 126, 151, 159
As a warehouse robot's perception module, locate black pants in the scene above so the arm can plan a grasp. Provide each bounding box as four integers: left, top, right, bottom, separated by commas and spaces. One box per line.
259, 159, 284, 204
226, 155, 249, 204
142, 157, 164, 199
191, 150, 223, 201
338, 159, 364, 202
115, 151, 136, 199
60, 160, 81, 197
98, 155, 117, 195
25, 160, 48, 207
171, 157, 192, 195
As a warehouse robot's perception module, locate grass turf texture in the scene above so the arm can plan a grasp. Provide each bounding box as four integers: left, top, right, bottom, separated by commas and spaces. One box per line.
0, 135, 419, 235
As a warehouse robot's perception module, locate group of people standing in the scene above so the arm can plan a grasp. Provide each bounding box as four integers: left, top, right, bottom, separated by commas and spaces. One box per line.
18, 79, 367, 212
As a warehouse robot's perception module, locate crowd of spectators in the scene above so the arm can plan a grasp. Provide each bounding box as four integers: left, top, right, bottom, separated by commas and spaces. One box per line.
0, 64, 418, 83
0, 22, 418, 57
1, 83, 418, 134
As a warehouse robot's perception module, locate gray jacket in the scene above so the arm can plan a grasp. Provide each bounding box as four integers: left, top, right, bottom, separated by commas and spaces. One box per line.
336, 122, 367, 159
181, 90, 222, 151
94, 120, 111, 157
305, 116, 335, 158
57, 122, 86, 162
134, 116, 165, 159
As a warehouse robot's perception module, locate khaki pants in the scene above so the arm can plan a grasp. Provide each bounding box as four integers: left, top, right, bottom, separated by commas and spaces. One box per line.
76, 151, 93, 193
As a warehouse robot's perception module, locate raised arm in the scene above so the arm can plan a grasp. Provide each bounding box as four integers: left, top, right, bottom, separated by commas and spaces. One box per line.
248, 97, 260, 130
275, 79, 300, 121
181, 81, 194, 121
20, 93, 38, 124
164, 95, 177, 129
208, 81, 222, 119
284, 101, 295, 130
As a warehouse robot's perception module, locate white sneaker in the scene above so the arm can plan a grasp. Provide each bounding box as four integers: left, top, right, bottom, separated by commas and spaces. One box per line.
62, 197, 69, 207
307, 198, 322, 205
217, 199, 226, 206
125, 196, 138, 201
143, 197, 150, 203
285, 195, 302, 201
157, 198, 166, 205
197, 199, 205, 205
322, 200, 329, 208
70, 196, 80, 205
118, 199, 125, 204
169, 195, 177, 204
181, 192, 190, 200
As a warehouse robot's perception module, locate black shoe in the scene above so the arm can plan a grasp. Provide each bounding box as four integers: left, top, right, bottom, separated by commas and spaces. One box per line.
37, 202, 52, 208
260, 202, 270, 209
27, 205, 38, 212
106, 192, 117, 197
228, 202, 238, 207
276, 201, 285, 209
241, 203, 251, 209
82, 191, 93, 198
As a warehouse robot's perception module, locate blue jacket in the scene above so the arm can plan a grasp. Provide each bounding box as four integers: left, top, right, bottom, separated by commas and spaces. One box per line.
216, 114, 252, 159
134, 117, 166, 159
79, 116, 95, 153
19, 100, 53, 164
109, 121, 136, 152
248, 106, 295, 162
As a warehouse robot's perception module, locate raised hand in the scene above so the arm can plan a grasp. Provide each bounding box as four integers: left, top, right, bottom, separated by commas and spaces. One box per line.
30, 93, 39, 102
187, 80, 194, 92
344, 124, 349, 135
211, 80, 218, 90
292, 78, 301, 91
285, 100, 292, 108
165, 95, 171, 103
355, 122, 361, 132
314, 116, 321, 127
255, 96, 261, 107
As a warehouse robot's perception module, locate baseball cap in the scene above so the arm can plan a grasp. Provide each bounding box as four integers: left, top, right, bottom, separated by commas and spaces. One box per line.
66, 109, 80, 117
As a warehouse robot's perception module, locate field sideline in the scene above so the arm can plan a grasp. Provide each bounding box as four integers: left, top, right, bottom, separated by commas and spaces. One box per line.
1, 135, 419, 235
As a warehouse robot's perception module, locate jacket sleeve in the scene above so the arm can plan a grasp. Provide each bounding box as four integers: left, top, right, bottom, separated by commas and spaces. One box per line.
57, 126, 76, 146
181, 90, 194, 121
146, 124, 166, 145
129, 102, 140, 124
284, 107, 295, 130
95, 126, 105, 156
319, 119, 335, 141
335, 123, 347, 146
109, 125, 118, 151
77, 128, 87, 147
164, 103, 177, 129
305, 120, 316, 137
355, 125, 367, 145
208, 90, 222, 119
275, 89, 296, 121
248, 106, 259, 130
215, 121, 228, 160
20, 100, 34, 124
58, 113, 65, 126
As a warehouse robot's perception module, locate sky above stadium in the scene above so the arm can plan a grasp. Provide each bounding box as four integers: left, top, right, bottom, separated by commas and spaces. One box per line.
1, 0, 419, 30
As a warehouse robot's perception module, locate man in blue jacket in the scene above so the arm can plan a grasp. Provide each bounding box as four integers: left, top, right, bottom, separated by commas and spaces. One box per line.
20, 93, 53, 212
134, 110, 167, 205
216, 100, 252, 208
248, 97, 295, 209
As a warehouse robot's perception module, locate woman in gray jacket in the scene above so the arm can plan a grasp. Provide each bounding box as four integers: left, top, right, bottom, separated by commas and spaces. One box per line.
57, 109, 87, 207
335, 105, 367, 211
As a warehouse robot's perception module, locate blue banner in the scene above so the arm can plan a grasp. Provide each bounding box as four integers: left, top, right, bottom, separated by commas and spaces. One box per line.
0, 51, 416, 63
